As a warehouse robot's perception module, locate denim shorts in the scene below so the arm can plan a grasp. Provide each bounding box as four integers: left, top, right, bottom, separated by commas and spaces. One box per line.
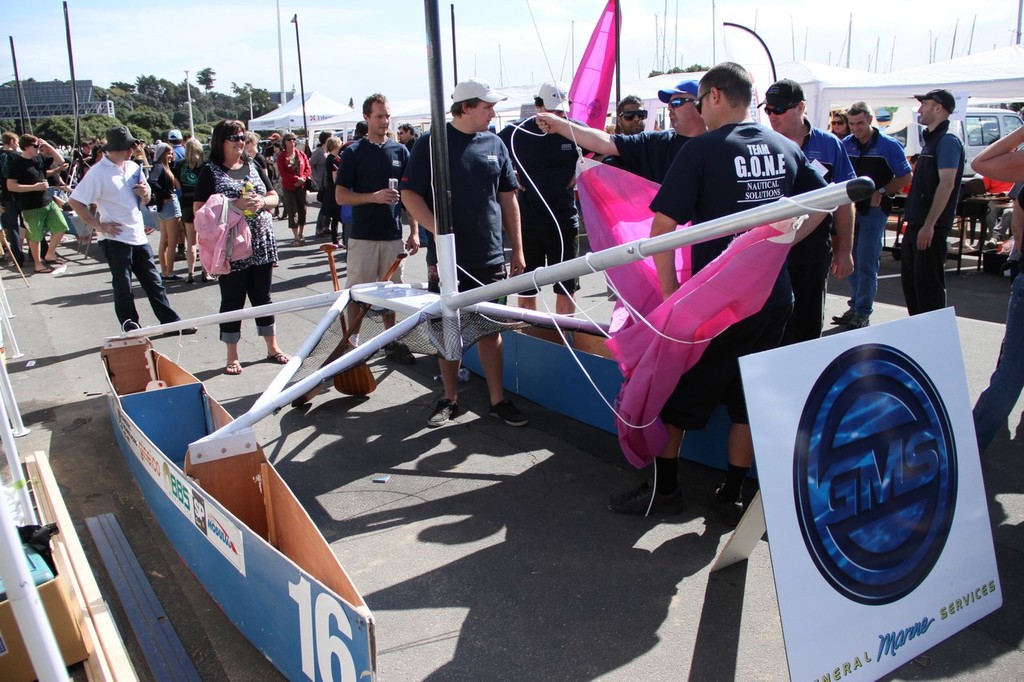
157, 194, 182, 220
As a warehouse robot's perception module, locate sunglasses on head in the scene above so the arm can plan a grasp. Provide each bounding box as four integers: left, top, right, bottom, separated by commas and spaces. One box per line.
764, 104, 794, 116
226, 133, 246, 142
620, 109, 648, 121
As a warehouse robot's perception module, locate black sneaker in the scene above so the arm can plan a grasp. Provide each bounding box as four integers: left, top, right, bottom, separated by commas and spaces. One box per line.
831, 309, 856, 325
608, 479, 686, 515
122, 320, 141, 333
427, 399, 459, 427
181, 327, 199, 335
489, 399, 528, 427
385, 341, 416, 365
709, 485, 745, 527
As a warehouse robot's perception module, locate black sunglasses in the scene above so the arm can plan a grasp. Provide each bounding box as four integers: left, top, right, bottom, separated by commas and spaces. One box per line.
668, 96, 696, 109
692, 91, 711, 114
764, 104, 795, 116
226, 133, 246, 142
620, 109, 648, 121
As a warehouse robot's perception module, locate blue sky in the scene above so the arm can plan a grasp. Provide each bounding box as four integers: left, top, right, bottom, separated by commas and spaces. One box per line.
2, 0, 1018, 108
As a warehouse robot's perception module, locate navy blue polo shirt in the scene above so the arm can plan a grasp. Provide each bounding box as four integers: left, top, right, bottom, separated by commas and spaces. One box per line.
497, 117, 580, 230
335, 137, 408, 241
843, 128, 912, 214
791, 124, 857, 263
611, 129, 690, 183
402, 123, 518, 269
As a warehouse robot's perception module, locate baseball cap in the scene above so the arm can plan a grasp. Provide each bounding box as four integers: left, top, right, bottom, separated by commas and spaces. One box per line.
104, 125, 139, 152
761, 79, 805, 109
451, 77, 507, 104
657, 79, 699, 104
914, 88, 955, 113
168, 129, 183, 141
152, 143, 171, 162
536, 81, 570, 112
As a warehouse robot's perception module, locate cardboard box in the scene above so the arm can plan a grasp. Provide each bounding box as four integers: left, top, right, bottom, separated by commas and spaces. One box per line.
0, 574, 89, 682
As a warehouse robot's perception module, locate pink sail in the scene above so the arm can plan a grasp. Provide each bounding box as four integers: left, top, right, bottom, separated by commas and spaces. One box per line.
576, 162, 795, 468
569, 0, 618, 130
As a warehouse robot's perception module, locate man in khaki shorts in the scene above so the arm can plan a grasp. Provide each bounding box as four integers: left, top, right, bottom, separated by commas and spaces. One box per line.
335, 93, 420, 364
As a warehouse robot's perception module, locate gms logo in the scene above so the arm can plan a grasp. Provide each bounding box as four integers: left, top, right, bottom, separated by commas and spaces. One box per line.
794, 344, 957, 605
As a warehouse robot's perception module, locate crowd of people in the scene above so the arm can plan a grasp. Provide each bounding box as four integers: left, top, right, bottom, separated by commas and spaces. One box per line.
2, 63, 1021, 522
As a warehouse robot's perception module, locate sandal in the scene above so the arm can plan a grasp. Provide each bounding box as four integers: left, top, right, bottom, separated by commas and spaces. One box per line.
225, 360, 243, 375
34, 265, 54, 274
266, 352, 290, 365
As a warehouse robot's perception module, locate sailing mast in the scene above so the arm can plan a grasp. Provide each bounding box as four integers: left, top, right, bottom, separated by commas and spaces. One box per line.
63, 2, 81, 151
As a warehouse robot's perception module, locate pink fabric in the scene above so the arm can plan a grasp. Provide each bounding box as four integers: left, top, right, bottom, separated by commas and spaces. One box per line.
575, 163, 687, 333
569, 0, 618, 130
195, 194, 253, 275
575, 162, 794, 468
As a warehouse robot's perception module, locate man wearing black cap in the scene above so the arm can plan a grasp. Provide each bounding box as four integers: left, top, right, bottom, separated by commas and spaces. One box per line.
68, 126, 193, 333
761, 78, 856, 343
902, 88, 964, 315
536, 78, 707, 183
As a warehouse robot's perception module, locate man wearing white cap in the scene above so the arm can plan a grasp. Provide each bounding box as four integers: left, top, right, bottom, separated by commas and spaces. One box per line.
536, 78, 706, 183
498, 81, 582, 315
402, 77, 528, 429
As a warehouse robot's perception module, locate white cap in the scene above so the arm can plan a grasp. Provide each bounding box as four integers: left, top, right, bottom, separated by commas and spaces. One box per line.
451, 78, 506, 104
536, 81, 570, 113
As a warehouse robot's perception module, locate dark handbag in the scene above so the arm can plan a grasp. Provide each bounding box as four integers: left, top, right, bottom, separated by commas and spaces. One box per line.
304, 177, 315, 192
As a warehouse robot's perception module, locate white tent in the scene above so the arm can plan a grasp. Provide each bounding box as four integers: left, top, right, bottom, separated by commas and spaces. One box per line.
248, 90, 355, 131
814, 45, 1024, 126
778, 61, 876, 128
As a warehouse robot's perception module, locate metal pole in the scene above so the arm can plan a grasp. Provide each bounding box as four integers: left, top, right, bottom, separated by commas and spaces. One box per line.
184, 70, 194, 137
423, 1, 454, 239
62, 2, 80, 150
450, 4, 458, 85
614, 0, 621, 114
276, 0, 285, 104
9, 37, 30, 135
0, 363, 35, 521
291, 14, 309, 137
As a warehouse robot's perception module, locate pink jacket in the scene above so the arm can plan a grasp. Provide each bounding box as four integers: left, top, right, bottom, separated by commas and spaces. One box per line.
194, 194, 253, 275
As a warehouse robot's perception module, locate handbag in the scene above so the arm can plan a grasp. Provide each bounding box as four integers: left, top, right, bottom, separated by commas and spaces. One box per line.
304, 177, 315, 192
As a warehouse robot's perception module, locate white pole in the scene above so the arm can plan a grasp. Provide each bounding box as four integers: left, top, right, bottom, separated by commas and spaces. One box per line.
0, 283, 24, 359
276, 0, 286, 104
0, 496, 68, 681
0, 391, 34, 523
0, 323, 28, 438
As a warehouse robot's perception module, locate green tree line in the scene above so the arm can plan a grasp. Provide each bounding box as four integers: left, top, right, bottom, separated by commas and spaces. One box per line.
1, 67, 280, 146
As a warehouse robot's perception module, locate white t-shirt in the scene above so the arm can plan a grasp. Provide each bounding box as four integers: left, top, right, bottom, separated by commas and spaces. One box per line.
69, 155, 148, 246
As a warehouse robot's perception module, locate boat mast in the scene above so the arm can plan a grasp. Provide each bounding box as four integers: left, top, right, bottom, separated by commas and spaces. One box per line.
63, 2, 81, 151
423, 0, 454, 241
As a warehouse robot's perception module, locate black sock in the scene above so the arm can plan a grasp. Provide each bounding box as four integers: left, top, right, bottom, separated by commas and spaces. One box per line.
718, 464, 749, 502
654, 457, 678, 495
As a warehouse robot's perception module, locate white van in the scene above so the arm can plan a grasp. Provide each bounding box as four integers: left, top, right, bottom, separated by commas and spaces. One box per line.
889, 107, 1023, 175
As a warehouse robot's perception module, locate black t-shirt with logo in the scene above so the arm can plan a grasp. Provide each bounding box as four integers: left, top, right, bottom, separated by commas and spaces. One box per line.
498, 117, 582, 230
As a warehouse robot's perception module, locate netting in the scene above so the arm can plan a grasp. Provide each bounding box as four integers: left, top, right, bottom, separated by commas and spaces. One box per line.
285, 305, 529, 387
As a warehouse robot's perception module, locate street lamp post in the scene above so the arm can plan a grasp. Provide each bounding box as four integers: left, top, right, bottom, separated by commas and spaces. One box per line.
290, 13, 309, 138
184, 69, 195, 137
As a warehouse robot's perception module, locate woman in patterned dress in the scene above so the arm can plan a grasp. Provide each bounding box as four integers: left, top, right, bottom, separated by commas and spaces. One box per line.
194, 120, 289, 375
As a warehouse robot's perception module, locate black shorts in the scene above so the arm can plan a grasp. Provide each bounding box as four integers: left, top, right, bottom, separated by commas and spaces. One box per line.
521, 224, 579, 297
659, 303, 792, 430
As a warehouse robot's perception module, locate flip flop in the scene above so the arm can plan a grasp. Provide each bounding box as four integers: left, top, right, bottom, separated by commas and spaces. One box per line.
225, 360, 243, 375
266, 352, 290, 365
34, 265, 54, 274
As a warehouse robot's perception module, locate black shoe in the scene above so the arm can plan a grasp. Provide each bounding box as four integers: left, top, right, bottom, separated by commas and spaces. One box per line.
181, 327, 198, 335
489, 399, 528, 427
385, 341, 416, 365
164, 273, 182, 281
187, 273, 195, 284
608, 480, 686, 515
709, 485, 745, 527
122, 320, 141, 333
428, 399, 459, 428
831, 309, 856, 326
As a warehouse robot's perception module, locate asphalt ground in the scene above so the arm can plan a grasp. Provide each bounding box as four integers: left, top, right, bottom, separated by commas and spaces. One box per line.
2, 215, 1022, 681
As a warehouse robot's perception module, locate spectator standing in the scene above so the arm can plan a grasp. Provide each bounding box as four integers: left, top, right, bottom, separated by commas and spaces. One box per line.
174, 138, 207, 283
831, 112, 850, 139
309, 131, 331, 237
6, 135, 70, 273
276, 132, 312, 245
334, 93, 418, 365
168, 129, 185, 162
0, 131, 25, 267
68, 126, 192, 332
320, 136, 342, 246
832, 101, 913, 329
901, 89, 965, 315
402, 77, 528, 428
149, 143, 184, 281
615, 95, 647, 135
498, 81, 582, 315
194, 120, 286, 375
761, 78, 855, 343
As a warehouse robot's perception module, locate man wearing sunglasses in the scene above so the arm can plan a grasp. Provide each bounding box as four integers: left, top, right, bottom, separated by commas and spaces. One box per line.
536, 78, 706, 183
616, 96, 647, 135
608, 63, 828, 520
761, 78, 856, 344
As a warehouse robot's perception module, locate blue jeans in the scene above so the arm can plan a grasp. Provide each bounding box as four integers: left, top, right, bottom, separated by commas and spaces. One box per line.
101, 239, 180, 330
973, 273, 1024, 452
847, 207, 888, 316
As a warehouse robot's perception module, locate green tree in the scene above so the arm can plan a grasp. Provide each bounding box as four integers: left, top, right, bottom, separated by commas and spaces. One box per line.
110, 81, 135, 93
197, 67, 216, 92
34, 116, 76, 146
126, 108, 173, 140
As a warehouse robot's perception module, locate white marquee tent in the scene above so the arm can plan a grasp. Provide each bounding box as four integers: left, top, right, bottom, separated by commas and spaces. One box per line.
248, 90, 355, 131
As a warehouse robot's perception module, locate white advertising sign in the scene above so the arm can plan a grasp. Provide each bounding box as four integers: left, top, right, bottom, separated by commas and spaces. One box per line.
740, 309, 1001, 681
